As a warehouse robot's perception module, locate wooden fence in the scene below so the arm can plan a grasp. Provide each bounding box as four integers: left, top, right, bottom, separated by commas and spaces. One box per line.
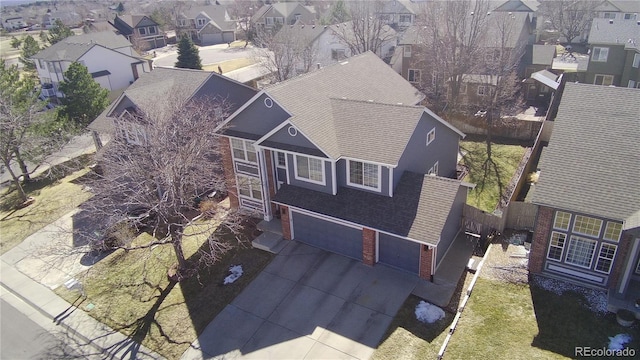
463, 201, 538, 235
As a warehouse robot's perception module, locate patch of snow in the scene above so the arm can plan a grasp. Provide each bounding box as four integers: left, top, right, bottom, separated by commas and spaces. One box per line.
507, 233, 527, 245
415, 301, 445, 324
531, 275, 608, 314
223, 265, 243, 285
608, 334, 632, 351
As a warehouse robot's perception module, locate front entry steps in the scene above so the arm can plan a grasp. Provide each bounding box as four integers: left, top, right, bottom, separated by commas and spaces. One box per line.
252, 219, 287, 254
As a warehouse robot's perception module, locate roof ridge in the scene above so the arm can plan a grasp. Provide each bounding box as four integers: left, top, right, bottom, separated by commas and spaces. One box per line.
329, 97, 424, 109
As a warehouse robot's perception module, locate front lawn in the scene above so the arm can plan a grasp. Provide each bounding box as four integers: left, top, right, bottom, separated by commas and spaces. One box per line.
460, 141, 527, 212
55, 215, 274, 359
202, 58, 255, 73
0, 159, 94, 255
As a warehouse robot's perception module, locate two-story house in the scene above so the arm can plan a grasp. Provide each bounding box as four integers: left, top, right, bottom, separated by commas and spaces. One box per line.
110, 14, 166, 50
274, 22, 396, 72
585, 18, 640, 88
175, 4, 237, 46
3, 16, 27, 30
42, 11, 82, 29
529, 83, 640, 315
594, 0, 640, 21
215, 52, 471, 280
30, 31, 151, 99
88, 67, 257, 152
251, 2, 317, 29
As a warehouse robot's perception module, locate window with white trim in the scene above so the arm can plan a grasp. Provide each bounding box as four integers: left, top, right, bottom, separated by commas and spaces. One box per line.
603, 222, 622, 242
553, 211, 571, 231
139, 27, 146, 35
428, 161, 439, 176
572, 215, 602, 238
623, 13, 635, 20
591, 47, 609, 62
148, 26, 156, 34
178, 19, 187, 26
477, 85, 487, 96
230, 138, 257, 163
276, 17, 284, 24
266, 17, 274, 25
295, 155, 324, 184
426, 128, 435, 146
348, 160, 380, 190
408, 69, 421, 83
565, 236, 597, 268
633, 53, 640, 68
629, 80, 637, 88
237, 174, 262, 200
404, 45, 411, 57
276, 152, 286, 168
332, 48, 346, 60
399, 14, 412, 23
197, 18, 207, 27
595, 243, 617, 273
547, 232, 567, 261
594, 74, 614, 86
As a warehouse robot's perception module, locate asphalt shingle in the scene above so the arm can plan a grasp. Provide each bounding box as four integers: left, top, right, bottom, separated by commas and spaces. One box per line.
588, 18, 640, 50
32, 31, 133, 61
273, 172, 465, 245
531, 83, 640, 229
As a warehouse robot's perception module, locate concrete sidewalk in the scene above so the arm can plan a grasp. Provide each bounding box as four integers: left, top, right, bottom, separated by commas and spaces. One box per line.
0, 208, 164, 359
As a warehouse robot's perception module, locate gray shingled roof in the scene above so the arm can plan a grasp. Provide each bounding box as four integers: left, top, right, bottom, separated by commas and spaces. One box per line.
32, 31, 132, 61
608, 0, 640, 13
89, 67, 257, 133
588, 18, 640, 50
264, 52, 424, 163
180, 4, 236, 32
531, 83, 640, 229
273, 172, 464, 245
330, 99, 425, 165
532, 44, 556, 65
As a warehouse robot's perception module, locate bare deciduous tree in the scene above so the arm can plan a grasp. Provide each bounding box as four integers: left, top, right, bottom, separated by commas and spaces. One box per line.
333, 1, 396, 57
82, 92, 247, 280
253, 25, 318, 83
538, 0, 596, 43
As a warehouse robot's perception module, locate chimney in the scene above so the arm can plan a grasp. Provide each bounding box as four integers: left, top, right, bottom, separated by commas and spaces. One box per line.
316, 63, 321, 70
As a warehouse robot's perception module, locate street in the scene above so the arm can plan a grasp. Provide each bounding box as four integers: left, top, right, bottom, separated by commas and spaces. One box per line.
0, 298, 81, 359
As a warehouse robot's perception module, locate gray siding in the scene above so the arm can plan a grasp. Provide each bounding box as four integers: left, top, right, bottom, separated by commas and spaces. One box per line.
224, 93, 289, 138
621, 49, 640, 86
394, 112, 460, 188
436, 186, 466, 264
110, 95, 136, 116
336, 159, 391, 197
585, 44, 626, 85
262, 125, 325, 156
193, 76, 257, 116
286, 153, 333, 194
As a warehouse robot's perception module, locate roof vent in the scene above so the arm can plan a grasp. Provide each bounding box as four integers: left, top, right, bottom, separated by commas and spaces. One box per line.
637, 21, 640, 25
312, 25, 315, 29
301, 24, 305, 28
367, 99, 374, 102
609, 19, 614, 24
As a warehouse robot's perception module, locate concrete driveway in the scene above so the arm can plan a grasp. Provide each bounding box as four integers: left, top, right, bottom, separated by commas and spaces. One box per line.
153, 43, 255, 68
182, 242, 418, 360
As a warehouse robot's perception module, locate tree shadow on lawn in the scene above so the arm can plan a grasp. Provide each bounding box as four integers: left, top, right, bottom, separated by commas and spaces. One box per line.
530, 283, 640, 357
81, 216, 274, 359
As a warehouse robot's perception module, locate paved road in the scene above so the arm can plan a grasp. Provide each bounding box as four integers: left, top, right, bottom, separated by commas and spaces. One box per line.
1, 298, 80, 359
153, 43, 255, 67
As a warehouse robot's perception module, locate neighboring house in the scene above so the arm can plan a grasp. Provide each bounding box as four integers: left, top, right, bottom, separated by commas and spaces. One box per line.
175, 4, 237, 45
594, 0, 640, 21
88, 67, 257, 149
529, 83, 640, 314
584, 18, 640, 88
42, 12, 82, 29
110, 14, 166, 50
30, 31, 151, 98
377, 0, 419, 30
251, 2, 316, 29
275, 22, 396, 71
493, 0, 540, 13
393, 12, 532, 104
215, 52, 471, 280
3, 17, 27, 30
522, 44, 557, 102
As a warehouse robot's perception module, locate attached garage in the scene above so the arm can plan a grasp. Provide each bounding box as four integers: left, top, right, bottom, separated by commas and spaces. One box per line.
291, 212, 362, 260
201, 33, 223, 46
222, 31, 235, 43
378, 233, 421, 274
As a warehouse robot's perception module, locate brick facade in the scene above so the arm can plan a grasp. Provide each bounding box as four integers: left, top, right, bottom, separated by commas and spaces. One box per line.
529, 205, 553, 273
419, 245, 434, 281
280, 206, 292, 240
362, 228, 376, 266
220, 136, 239, 209
263, 149, 278, 215
608, 232, 635, 291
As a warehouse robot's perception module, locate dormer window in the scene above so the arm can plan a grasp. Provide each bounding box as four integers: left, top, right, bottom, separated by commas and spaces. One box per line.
197, 18, 207, 27
348, 160, 380, 191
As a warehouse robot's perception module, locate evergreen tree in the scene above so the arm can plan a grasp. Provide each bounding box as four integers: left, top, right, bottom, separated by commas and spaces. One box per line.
47, 19, 74, 45
58, 62, 109, 128
10, 36, 22, 49
175, 35, 203, 70
116, 2, 125, 14
19, 35, 41, 73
